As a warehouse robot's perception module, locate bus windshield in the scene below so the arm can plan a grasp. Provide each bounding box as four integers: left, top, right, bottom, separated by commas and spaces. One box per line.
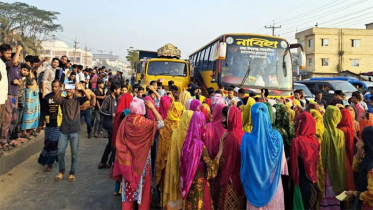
147, 61, 187, 77
221, 36, 292, 90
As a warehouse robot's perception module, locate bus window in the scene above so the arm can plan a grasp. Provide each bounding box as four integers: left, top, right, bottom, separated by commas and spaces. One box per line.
203, 46, 211, 70
198, 49, 205, 70
195, 52, 201, 71
208, 42, 217, 69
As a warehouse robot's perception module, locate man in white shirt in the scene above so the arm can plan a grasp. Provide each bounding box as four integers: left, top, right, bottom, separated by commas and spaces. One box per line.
0, 44, 12, 145
76, 65, 85, 83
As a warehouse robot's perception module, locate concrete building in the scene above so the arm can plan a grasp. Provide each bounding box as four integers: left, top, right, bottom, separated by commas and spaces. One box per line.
40, 40, 93, 67
92, 53, 130, 74
295, 26, 373, 78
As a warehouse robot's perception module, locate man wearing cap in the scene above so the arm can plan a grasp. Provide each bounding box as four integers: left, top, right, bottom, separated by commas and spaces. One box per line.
76, 80, 96, 139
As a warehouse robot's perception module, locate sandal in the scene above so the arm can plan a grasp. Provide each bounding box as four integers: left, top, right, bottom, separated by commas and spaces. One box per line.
44, 166, 53, 173
68, 174, 75, 182
1, 143, 9, 151
9, 140, 18, 147
21, 134, 33, 140
31, 130, 38, 137
55, 173, 64, 181
17, 138, 24, 143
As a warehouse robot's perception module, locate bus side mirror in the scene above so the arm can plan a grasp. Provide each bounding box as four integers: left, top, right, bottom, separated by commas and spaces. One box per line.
289, 43, 306, 69
298, 51, 306, 69
219, 42, 227, 59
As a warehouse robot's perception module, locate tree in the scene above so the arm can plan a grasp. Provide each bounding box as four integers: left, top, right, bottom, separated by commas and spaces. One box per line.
0, 1, 63, 56
125, 47, 139, 71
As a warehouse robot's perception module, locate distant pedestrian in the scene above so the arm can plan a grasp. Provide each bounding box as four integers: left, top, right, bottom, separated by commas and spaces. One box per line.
98, 83, 121, 169
54, 83, 91, 182
76, 80, 96, 139
93, 80, 105, 138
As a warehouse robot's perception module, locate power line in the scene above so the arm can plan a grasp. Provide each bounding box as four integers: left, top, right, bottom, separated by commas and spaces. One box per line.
277, 0, 367, 29
277, 7, 373, 36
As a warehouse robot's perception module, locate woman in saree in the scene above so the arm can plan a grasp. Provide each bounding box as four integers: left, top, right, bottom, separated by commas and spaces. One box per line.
163, 110, 193, 209
320, 106, 346, 209
203, 103, 226, 159
290, 112, 321, 210
241, 103, 288, 209
179, 90, 192, 106
180, 111, 224, 210
309, 109, 326, 205
211, 93, 225, 111
345, 105, 360, 141
358, 112, 373, 140
159, 95, 172, 120
214, 106, 246, 209
242, 97, 255, 132
189, 99, 201, 112
113, 98, 164, 210
198, 103, 211, 123
338, 109, 355, 191
155, 101, 184, 186
347, 126, 373, 210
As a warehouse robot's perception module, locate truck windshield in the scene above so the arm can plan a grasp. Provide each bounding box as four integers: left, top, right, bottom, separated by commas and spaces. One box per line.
221, 36, 292, 90
147, 61, 187, 77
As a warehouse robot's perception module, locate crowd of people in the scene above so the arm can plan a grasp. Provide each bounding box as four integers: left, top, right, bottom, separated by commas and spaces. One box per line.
1, 43, 373, 210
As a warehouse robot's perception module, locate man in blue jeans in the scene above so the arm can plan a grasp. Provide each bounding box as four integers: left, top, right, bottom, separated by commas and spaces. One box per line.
54, 83, 91, 182
77, 80, 96, 139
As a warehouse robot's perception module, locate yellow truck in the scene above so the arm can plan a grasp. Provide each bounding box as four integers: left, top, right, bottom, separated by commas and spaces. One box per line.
139, 44, 191, 91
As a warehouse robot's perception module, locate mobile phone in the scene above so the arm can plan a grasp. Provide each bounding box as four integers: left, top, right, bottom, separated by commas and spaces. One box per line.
65, 84, 75, 90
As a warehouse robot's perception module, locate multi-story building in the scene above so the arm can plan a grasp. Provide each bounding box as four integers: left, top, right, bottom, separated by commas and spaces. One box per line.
40, 40, 93, 67
295, 25, 373, 78
92, 53, 129, 73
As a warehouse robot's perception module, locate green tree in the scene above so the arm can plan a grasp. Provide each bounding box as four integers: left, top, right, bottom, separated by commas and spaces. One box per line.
0, 1, 63, 56
125, 47, 139, 72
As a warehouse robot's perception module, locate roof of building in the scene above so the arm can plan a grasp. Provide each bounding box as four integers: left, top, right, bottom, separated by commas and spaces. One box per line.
41, 40, 70, 49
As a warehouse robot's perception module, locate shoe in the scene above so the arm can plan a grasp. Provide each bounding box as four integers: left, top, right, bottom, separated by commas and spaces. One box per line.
88, 133, 92, 139
98, 163, 109, 169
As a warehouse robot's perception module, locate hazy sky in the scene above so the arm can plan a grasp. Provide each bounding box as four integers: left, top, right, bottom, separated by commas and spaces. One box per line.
3, 0, 372, 61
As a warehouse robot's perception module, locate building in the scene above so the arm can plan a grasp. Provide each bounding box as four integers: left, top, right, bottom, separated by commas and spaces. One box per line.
92, 53, 130, 74
40, 40, 93, 67
295, 25, 373, 78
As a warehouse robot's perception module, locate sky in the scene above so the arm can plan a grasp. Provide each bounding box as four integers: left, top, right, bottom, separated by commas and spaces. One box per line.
3, 0, 373, 61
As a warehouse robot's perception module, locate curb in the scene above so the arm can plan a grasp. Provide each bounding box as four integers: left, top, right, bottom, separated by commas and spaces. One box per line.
0, 131, 44, 176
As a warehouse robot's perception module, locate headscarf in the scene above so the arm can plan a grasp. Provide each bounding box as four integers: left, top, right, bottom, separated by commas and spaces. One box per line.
309, 109, 326, 194
265, 101, 275, 126
203, 97, 212, 108
294, 104, 303, 119
179, 90, 192, 106
356, 126, 373, 193
337, 109, 355, 190
305, 103, 320, 113
113, 102, 157, 189
189, 99, 201, 111
221, 106, 244, 195
155, 102, 184, 185
274, 103, 293, 157
197, 103, 211, 123
211, 93, 225, 111
240, 103, 284, 207
242, 97, 255, 132
358, 113, 373, 140
163, 110, 194, 207
204, 103, 226, 159
184, 98, 193, 110
180, 112, 206, 199
159, 95, 172, 120
322, 105, 346, 194
112, 93, 133, 146
290, 112, 320, 186
144, 96, 155, 120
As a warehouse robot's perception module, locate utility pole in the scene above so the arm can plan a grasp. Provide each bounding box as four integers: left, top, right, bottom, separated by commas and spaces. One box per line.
83, 44, 91, 67
265, 20, 281, 36
73, 38, 79, 63
97, 49, 106, 66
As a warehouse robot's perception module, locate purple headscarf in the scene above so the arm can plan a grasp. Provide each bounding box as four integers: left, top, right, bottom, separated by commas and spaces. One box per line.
189, 99, 201, 111
180, 111, 206, 199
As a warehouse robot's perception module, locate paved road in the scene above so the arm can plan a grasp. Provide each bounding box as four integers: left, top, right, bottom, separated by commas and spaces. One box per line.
0, 128, 122, 210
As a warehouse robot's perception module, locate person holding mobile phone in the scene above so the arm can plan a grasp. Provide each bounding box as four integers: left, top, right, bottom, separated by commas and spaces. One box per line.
54, 82, 91, 182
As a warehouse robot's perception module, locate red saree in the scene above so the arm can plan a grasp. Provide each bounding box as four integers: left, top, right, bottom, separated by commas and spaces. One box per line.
113, 113, 157, 189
